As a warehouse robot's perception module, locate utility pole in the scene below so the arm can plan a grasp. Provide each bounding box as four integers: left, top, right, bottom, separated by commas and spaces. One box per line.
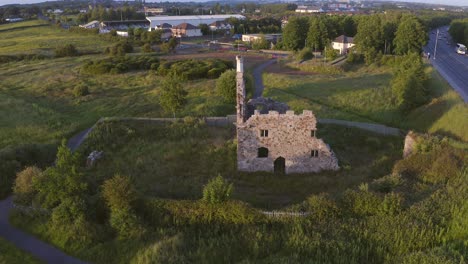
434, 29, 439, 60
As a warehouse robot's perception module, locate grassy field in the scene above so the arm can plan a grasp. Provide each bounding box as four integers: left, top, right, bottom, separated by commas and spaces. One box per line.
0, 237, 42, 264
0, 56, 234, 148
263, 63, 468, 141
79, 119, 403, 209
0, 20, 109, 55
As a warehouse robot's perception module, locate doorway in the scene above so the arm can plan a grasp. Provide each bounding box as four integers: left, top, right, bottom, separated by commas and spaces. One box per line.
274, 157, 285, 174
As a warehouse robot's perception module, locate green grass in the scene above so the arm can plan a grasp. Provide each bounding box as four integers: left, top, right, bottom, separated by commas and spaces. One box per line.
263, 63, 468, 141
80, 120, 402, 209
0, 20, 109, 55
0, 237, 42, 264
0, 56, 233, 149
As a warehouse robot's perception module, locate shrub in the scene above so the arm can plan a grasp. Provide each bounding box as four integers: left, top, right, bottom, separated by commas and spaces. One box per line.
202, 174, 233, 204
81, 56, 160, 75
372, 174, 404, 193
13, 166, 42, 205
102, 175, 137, 212
346, 49, 363, 63
0, 144, 56, 199
296, 48, 313, 61
142, 43, 153, 53
55, 44, 78, 58
107, 41, 133, 56
73, 84, 89, 97
303, 193, 339, 222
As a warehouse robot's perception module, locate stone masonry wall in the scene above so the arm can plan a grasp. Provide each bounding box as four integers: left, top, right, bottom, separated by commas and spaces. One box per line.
237, 110, 339, 174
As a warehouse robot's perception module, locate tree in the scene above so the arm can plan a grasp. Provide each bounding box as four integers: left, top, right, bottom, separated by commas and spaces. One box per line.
34, 140, 87, 209
325, 47, 338, 61
199, 23, 210, 35
282, 16, 309, 51
307, 17, 329, 51
159, 74, 187, 117
202, 174, 233, 204
354, 15, 384, 64
394, 15, 427, 55
251, 35, 269, 50
216, 69, 237, 103
391, 53, 427, 111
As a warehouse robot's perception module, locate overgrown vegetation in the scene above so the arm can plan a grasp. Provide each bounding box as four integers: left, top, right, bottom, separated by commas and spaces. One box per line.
81, 55, 160, 75
157, 58, 234, 80
9, 119, 467, 263
0, 237, 42, 264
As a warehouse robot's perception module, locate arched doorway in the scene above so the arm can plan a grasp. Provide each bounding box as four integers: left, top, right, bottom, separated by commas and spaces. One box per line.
274, 157, 285, 174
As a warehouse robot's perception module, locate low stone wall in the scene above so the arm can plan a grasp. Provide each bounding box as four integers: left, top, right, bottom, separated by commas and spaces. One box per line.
318, 119, 401, 136
69, 116, 401, 152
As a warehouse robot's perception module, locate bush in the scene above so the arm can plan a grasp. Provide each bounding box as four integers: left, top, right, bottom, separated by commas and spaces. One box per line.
13, 166, 42, 205
55, 44, 78, 58
157, 59, 233, 80
0, 144, 56, 199
142, 43, 153, 53
102, 175, 137, 212
81, 55, 160, 75
73, 84, 89, 97
303, 193, 339, 222
346, 50, 363, 64
202, 174, 233, 204
296, 48, 313, 61
325, 47, 338, 60
106, 41, 133, 56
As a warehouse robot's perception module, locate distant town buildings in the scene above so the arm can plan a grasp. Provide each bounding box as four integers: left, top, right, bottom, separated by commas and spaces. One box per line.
146, 15, 245, 32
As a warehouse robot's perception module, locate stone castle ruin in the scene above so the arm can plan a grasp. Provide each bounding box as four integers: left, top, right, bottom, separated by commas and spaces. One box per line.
236, 56, 339, 174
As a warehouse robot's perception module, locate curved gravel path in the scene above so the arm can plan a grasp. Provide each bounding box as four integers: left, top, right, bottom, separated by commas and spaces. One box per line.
252, 59, 276, 98
0, 197, 88, 264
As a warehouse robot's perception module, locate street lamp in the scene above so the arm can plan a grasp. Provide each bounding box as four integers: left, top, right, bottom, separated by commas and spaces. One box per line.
434, 29, 439, 60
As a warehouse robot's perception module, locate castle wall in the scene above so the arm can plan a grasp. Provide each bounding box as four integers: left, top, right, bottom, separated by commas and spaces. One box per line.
237, 110, 339, 173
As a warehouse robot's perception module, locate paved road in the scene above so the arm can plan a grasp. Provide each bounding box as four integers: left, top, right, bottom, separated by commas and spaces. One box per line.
424, 26, 468, 102
0, 197, 88, 264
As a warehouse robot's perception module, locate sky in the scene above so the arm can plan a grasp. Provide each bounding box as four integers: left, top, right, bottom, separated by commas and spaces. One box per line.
0, 0, 466, 7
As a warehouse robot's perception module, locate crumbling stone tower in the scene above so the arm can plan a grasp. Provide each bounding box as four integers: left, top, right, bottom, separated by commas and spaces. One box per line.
236, 56, 339, 174
236, 55, 247, 125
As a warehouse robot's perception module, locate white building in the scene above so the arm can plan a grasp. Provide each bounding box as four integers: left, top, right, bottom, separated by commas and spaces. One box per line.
295, 6, 325, 13
79, 20, 100, 29
242, 34, 282, 43
146, 14, 245, 31
209, 21, 232, 31
332, 35, 355, 55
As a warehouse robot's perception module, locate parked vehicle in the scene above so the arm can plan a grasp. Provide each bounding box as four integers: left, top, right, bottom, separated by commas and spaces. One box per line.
455, 43, 466, 55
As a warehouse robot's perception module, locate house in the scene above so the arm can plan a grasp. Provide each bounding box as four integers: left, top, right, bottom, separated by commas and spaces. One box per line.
79, 20, 100, 29
155, 23, 172, 30
157, 28, 173, 40
332, 35, 355, 55
171, 23, 202, 37
242, 34, 282, 44
235, 56, 339, 174
209, 21, 231, 31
